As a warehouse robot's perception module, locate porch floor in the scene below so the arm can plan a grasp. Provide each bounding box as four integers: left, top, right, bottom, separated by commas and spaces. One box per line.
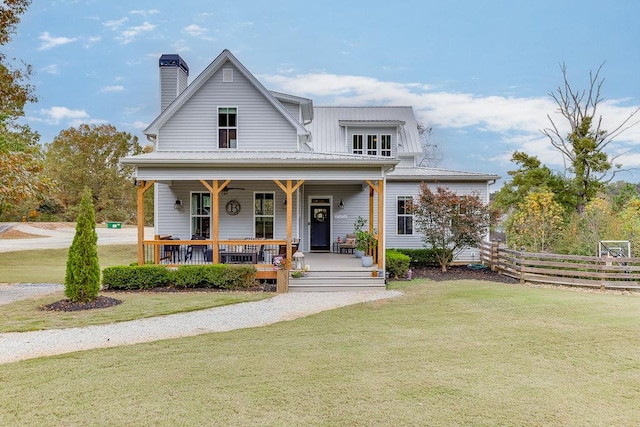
302, 252, 379, 272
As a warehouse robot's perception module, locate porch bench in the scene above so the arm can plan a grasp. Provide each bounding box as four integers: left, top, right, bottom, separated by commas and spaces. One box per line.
220, 252, 258, 264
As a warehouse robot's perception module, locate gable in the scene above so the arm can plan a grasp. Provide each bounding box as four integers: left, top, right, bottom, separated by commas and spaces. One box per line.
157, 61, 300, 151
145, 50, 310, 150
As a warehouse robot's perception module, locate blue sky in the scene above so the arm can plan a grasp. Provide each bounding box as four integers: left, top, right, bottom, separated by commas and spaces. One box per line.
8, 0, 640, 186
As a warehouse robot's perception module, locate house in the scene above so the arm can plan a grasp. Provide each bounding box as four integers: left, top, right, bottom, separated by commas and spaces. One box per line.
121, 49, 499, 281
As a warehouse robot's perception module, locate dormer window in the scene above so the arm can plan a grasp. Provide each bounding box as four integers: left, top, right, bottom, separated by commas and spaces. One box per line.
352, 135, 363, 154
218, 107, 237, 149
381, 134, 392, 156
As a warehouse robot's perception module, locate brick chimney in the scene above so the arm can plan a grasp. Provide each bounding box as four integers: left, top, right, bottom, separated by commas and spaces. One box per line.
159, 54, 189, 112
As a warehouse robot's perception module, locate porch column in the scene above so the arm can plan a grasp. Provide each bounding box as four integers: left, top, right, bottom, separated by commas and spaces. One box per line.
136, 180, 155, 265
366, 180, 385, 268
200, 179, 230, 263
274, 180, 304, 261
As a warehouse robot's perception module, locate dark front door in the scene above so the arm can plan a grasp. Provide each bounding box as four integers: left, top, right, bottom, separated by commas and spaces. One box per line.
310, 205, 331, 251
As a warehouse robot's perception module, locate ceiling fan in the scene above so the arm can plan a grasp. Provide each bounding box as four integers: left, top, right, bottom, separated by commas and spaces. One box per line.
221, 187, 245, 194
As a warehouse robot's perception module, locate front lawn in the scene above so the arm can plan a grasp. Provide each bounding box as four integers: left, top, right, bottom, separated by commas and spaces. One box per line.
1, 280, 639, 425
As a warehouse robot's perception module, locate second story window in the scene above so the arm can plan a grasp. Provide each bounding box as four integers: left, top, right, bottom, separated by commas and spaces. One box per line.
218, 107, 237, 149
352, 134, 363, 154
367, 135, 377, 156
380, 134, 392, 156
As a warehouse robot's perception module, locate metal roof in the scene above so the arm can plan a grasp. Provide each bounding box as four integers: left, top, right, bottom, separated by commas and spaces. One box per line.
306, 106, 422, 155
121, 150, 400, 167
387, 167, 500, 181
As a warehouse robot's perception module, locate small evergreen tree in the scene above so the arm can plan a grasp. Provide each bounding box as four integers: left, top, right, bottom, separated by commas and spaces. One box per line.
65, 188, 100, 302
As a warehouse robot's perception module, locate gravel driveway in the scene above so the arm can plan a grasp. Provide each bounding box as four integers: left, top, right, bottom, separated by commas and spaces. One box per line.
0, 290, 401, 364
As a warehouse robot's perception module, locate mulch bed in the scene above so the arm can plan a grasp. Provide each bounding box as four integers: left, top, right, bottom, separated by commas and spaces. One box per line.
411, 265, 519, 284
40, 296, 123, 312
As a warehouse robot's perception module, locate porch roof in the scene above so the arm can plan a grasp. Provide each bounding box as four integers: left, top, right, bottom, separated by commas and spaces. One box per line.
387, 166, 501, 182
122, 150, 400, 168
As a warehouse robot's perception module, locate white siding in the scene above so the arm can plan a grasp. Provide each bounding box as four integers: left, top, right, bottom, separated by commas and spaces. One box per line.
157, 61, 299, 152
136, 166, 385, 181
156, 181, 298, 240
385, 181, 489, 262
345, 126, 398, 157
279, 100, 300, 122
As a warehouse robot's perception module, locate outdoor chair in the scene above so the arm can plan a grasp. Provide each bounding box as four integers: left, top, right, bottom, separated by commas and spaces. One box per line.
185, 234, 207, 261
340, 233, 357, 254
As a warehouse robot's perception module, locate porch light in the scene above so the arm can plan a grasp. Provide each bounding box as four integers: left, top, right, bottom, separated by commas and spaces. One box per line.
339, 199, 344, 210
174, 199, 183, 210
282, 199, 287, 209
293, 250, 305, 270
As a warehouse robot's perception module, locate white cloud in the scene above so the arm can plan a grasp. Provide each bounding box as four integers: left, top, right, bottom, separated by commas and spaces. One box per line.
103, 17, 128, 30
131, 120, 148, 129
182, 24, 215, 41
130, 9, 160, 17
117, 21, 156, 44
261, 72, 640, 172
39, 106, 89, 125
100, 85, 124, 93
41, 64, 60, 75
38, 32, 78, 50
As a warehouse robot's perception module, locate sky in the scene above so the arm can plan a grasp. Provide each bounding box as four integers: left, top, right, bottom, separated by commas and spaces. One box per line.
7, 0, 640, 186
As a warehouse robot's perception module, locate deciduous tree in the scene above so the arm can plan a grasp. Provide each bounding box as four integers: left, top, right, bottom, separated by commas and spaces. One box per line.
45, 124, 143, 222
505, 190, 563, 252
541, 63, 639, 215
412, 184, 491, 271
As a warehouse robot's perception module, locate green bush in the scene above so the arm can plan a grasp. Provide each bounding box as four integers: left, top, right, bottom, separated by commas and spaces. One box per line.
386, 250, 410, 279
390, 248, 453, 267
65, 188, 100, 302
103, 264, 257, 290
102, 265, 173, 290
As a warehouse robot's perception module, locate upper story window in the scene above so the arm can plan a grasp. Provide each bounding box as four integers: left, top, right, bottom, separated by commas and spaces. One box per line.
381, 134, 392, 156
352, 135, 363, 155
367, 135, 378, 155
218, 107, 237, 149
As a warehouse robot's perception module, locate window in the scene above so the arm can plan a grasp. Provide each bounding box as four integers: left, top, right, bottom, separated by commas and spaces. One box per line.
218, 107, 237, 148
254, 193, 274, 239
397, 196, 413, 235
381, 134, 392, 156
367, 135, 378, 156
352, 134, 363, 155
191, 192, 211, 238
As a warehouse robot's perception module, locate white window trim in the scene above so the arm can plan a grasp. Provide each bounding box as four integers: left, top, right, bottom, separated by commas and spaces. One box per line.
396, 195, 414, 236
253, 191, 275, 239
190, 191, 212, 238
217, 106, 238, 149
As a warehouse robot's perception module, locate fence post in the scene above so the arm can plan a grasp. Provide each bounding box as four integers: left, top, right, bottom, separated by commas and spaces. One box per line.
490, 240, 499, 272
519, 250, 526, 284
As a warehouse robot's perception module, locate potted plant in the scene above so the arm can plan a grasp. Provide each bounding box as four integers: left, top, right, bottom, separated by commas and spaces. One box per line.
353, 216, 367, 258
355, 228, 378, 267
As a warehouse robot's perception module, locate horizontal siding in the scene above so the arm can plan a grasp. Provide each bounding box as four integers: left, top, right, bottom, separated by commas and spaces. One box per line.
385, 181, 490, 254
280, 100, 300, 122
158, 61, 299, 151
156, 181, 298, 240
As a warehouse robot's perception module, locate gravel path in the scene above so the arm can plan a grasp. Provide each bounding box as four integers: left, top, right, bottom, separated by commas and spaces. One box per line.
0, 283, 64, 305
0, 290, 402, 365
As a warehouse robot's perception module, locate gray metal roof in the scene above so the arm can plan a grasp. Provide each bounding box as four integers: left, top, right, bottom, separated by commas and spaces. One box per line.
121, 150, 400, 167
306, 106, 422, 155
387, 167, 500, 181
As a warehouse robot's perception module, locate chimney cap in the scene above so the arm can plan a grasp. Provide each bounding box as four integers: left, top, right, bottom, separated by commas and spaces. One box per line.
159, 54, 189, 75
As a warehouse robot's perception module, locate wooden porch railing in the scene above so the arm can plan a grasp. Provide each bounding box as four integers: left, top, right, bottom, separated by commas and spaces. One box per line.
480, 241, 640, 290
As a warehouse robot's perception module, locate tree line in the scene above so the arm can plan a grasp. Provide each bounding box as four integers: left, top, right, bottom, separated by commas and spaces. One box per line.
0, 1, 151, 224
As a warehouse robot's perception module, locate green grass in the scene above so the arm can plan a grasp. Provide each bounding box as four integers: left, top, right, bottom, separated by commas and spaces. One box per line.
0, 245, 138, 283
2, 280, 640, 426
0, 291, 271, 333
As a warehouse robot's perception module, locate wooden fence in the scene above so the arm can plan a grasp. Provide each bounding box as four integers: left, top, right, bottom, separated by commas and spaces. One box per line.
480, 241, 640, 290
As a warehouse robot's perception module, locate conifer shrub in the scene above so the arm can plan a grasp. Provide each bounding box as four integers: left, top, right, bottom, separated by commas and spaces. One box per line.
64, 188, 101, 302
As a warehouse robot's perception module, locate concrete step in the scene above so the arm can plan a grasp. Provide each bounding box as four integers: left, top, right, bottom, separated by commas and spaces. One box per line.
303, 270, 381, 278
288, 276, 386, 292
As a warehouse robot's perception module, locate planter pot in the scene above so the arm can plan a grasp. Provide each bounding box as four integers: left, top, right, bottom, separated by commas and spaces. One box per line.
371, 270, 378, 277
354, 249, 365, 258
361, 255, 373, 267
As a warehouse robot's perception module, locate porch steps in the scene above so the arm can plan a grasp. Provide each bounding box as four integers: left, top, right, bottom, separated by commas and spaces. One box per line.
288, 270, 386, 292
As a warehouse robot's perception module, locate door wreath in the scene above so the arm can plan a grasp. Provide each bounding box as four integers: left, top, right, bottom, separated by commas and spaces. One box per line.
314, 210, 326, 222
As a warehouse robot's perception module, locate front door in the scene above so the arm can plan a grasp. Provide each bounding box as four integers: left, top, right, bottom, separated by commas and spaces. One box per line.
310, 205, 331, 251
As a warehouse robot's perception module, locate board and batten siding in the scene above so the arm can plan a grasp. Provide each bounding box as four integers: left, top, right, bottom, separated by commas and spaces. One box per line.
385, 181, 490, 262
157, 61, 299, 151
155, 181, 297, 241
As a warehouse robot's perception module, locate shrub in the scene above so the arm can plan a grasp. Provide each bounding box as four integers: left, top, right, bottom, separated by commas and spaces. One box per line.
386, 250, 410, 279
390, 248, 453, 267
173, 265, 226, 288
102, 265, 173, 290
65, 188, 100, 302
